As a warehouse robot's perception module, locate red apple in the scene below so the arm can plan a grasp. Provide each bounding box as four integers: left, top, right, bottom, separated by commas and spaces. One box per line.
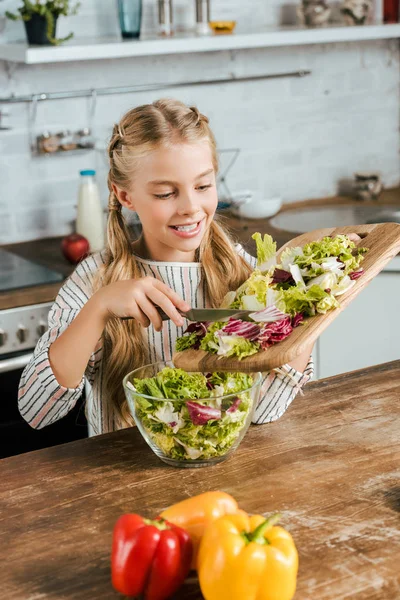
61, 233, 90, 264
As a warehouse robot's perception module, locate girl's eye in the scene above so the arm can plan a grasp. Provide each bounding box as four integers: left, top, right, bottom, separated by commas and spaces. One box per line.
154, 192, 174, 199
197, 184, 212, 192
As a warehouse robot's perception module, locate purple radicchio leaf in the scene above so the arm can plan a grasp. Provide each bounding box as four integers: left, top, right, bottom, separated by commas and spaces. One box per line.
221, 318, 261, 341
271, 268, 295, 285
291, 313, 304, 328
349, 269, 364, 280
250, 306, 287, 323
185, 321, 209, 337
258, 316, 293, 349
186, 401, 221, 425
226, 396, 242, 414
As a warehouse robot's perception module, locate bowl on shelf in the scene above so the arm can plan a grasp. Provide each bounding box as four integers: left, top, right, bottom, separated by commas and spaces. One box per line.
123, 361, 262, 468
231, 196, 283, 219
209, 20, 237, 34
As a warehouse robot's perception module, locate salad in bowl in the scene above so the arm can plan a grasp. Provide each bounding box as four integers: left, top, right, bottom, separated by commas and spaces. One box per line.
123, 361, 262, 467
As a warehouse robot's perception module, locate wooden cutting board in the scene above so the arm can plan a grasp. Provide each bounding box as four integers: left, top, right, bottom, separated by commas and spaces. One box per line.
173, 223, 400, 372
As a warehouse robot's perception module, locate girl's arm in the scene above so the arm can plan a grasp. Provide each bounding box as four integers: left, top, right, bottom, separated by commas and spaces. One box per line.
18, 256, 103, 430
49, 275, 190, 389
251, 351, 315, 425
287, 342, 314, 373
48, 295, 108, 388
19, 261, 190, 430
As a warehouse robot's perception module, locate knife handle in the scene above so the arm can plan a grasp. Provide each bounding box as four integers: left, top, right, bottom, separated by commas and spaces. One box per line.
120, 307, 185, 322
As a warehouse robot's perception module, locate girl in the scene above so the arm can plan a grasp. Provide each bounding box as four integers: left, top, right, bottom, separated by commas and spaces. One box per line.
18, 99, 314, 437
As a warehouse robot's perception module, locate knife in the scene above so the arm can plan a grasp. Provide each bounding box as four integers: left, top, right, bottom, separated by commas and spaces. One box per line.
160, 308, 254, 322
121, 308, 254, 323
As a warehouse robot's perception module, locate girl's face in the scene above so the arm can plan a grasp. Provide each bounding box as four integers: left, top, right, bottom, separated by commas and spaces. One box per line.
116, 141, 218, 262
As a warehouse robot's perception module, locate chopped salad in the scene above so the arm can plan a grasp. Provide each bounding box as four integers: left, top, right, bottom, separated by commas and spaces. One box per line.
125, 368, 255, 461
176, 232, 367, 360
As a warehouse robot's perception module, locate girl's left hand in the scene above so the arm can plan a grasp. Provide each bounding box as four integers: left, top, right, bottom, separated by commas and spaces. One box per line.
347, 233, 362, 242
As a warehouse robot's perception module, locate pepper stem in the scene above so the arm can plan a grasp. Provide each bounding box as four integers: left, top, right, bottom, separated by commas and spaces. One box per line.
248, 513, 281, 545
143, 517, 169, 531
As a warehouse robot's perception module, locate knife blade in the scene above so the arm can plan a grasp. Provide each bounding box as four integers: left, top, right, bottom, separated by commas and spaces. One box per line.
121, 307, 255, 323
161, 308, 254, 322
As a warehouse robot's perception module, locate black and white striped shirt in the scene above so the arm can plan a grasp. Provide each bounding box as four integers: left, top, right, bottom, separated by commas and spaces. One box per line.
18, 246, 314, 436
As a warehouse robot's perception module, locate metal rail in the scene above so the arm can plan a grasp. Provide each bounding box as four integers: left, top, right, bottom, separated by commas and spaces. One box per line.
0, 69, 311, 104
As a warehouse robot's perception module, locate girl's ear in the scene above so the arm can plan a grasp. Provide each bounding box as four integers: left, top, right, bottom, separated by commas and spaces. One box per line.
112, 184, 136, 211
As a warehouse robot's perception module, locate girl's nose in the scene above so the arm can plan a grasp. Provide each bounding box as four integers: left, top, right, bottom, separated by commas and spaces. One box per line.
176, 192, 200, 215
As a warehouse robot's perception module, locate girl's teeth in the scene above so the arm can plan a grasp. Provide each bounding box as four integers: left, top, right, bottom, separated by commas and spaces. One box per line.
175, 223, 197, 231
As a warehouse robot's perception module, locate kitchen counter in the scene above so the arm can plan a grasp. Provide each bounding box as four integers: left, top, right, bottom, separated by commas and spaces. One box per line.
1, 360, 399, 599
2, 188, 400, 311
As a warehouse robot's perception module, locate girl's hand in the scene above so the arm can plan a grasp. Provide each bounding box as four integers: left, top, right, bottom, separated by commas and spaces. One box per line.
347, 233, 362, 243
94, 277, 191, 332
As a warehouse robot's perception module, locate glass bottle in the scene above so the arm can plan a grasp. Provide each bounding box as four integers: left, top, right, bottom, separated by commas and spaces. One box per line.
76, 170, 105, 252
118, 0, 143, 38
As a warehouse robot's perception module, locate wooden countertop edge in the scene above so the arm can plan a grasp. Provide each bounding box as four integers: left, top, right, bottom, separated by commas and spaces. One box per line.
0, 282, 64, 310
305, 358, 400, 390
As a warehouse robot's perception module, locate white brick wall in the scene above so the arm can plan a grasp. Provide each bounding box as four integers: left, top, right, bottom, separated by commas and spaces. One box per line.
0, 1, 399, 243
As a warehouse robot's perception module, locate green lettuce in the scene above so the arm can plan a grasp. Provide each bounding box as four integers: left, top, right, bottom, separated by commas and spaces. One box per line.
252, 232, 277, 271
214, 335, 260, 359
200, 321, 226, 352
128, 367, 255, 461
175, 331, 199, 352
234, 270, 271, 310
277, 284, 329, 316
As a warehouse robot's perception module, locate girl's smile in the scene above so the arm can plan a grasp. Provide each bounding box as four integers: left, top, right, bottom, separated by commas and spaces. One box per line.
169, 217, 205, 238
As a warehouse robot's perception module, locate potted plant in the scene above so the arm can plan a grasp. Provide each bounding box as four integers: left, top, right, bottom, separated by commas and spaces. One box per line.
6, 0, 80, 46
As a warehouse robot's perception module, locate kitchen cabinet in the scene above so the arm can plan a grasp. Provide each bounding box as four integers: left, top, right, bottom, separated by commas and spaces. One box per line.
314, 262, 400, 379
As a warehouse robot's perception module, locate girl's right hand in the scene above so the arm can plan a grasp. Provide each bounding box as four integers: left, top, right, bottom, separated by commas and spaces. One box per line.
94, 277, 191, 332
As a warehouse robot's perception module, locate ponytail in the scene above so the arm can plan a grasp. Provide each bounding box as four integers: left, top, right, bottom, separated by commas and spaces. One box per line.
93, 188, 148, 429
200, 219, 253, 307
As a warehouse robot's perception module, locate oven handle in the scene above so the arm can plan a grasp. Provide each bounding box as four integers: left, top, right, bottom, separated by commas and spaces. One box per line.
0, 352, 33, 374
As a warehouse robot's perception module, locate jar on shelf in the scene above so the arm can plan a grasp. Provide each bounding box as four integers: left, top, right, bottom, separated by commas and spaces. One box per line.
158, 0, 174, 36
76, 128, 95, 149
36, 131, 59, 154
195, 0, 210, 35
57, 130, 78, 151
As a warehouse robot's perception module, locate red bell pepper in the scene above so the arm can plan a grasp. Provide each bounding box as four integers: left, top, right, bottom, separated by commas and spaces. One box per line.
111, 513, 192, 600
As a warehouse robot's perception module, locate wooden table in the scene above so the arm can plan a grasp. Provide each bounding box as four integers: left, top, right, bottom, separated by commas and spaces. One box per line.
1, 361, 399, 599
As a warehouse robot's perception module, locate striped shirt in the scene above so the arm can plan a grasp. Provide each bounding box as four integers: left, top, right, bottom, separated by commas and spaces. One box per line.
18, 245, 314, 436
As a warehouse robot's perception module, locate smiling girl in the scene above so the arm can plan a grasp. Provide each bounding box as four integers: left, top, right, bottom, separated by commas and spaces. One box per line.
18, 99, 314, 436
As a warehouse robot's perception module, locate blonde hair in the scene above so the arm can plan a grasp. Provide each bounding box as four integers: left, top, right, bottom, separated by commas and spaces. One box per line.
96, 98, 252, 428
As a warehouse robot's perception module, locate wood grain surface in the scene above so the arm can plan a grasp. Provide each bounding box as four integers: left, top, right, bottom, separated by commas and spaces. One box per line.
1, 360, 399, 600
173, 223, 400, 372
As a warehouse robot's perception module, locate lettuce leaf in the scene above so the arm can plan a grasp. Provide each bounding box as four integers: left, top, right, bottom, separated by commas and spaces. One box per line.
252, 232, 277, 271
213, 335, 260, 359
277, 284, 329, 316
175, 331, 199, 352
235, 270, 271, 309
200, 321, 226, 353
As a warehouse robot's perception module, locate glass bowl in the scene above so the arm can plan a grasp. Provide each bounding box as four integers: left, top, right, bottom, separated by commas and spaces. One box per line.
123, 361, 262, 468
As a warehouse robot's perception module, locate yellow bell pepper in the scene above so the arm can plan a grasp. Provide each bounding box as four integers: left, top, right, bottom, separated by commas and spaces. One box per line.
160, 491, 241, 570
197, 512, 298, 600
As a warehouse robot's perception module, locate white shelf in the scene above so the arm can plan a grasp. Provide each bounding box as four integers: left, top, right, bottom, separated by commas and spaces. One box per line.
1, 24, 400, 64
